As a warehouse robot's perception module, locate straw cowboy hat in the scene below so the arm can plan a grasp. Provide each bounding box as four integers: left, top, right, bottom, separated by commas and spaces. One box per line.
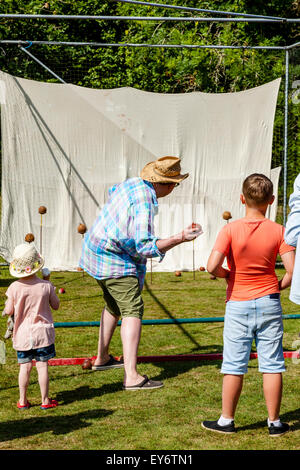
141, 156, 189, 184
9, 243, 44, 278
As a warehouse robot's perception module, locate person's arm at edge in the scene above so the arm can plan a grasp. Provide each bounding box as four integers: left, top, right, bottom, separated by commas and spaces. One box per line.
285, 174, 300, 246
206, 249, 230, 279
278, 250, 295, 291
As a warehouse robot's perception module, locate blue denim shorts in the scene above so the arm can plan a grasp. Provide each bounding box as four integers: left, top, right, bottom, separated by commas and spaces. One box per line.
221, 294, 285, 375
17, 344, 56, 364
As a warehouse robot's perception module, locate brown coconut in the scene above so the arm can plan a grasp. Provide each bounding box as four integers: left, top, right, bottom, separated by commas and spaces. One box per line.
25, 233, 35, 243
38, 206, 47, 215
222, 211, 232, 221
77, 223, 87, 235
82, 358, 92, 370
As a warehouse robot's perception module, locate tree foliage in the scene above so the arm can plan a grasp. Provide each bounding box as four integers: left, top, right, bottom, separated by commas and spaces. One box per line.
0, 1, 299, 199
0, 0, 298, 91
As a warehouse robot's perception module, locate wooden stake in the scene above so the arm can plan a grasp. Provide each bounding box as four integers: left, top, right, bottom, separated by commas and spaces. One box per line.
77, 224, 87, 277
38, 206, 47, 255
40, 214, 43, 254
192, 222, 196, 280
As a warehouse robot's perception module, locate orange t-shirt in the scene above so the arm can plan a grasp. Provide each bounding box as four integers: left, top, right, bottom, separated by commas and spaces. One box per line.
213, 217, 295, 301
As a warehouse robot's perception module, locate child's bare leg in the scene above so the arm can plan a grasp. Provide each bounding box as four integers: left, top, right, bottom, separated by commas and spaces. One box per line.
221, 374, 244, 419
18, 362, 33, 405
36, 361, 50, 405
263, 372, 282, 421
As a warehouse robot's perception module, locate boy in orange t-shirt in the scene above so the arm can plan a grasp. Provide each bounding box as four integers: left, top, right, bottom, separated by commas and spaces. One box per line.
202, 174, 295, 437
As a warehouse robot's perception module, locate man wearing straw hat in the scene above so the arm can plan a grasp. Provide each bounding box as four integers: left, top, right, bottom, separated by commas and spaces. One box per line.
79, 156, 203, 390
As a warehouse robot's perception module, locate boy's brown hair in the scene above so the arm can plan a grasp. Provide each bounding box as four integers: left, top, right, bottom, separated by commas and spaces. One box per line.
242, 173, 273, 205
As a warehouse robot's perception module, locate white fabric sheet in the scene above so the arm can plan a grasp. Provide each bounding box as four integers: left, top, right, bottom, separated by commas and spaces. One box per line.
0, 71, 281, 272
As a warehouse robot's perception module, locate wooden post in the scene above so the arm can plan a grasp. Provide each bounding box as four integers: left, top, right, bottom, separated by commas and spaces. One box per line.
77, 224, 87, 277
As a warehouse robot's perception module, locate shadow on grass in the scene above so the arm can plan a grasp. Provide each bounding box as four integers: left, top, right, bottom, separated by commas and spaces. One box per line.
56, 381, 123, 405
149, 359, 222, 383
58, 274, 93, 286
58, 294, 101, 303
236, 407, 300, 433
0, 408, 113, 442
0, 370, 98, 391
144, 279, 204, 352
56, 361, 222, 406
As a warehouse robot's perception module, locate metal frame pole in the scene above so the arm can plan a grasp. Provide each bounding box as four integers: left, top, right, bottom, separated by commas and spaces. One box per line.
19, 45, 66, 83
286, 41, 300, 50
0, 14, 289, 23
283, 48, 289, 226
0, 40, 287, 50
110, 0, 285, 20
53, 313, 300, 328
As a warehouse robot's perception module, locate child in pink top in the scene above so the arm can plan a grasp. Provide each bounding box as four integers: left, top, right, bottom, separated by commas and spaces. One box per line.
3, 243, 59, 410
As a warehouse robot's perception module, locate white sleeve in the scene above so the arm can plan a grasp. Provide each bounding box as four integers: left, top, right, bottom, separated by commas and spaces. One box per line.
285, 174, 300, 247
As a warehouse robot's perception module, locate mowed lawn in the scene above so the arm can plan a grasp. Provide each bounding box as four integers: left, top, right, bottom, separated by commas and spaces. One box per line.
0, 267, 300, 450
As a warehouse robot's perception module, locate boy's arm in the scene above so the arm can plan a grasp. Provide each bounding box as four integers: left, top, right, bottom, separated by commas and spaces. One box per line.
278, 250, 295, 291
207, 250, 230, 279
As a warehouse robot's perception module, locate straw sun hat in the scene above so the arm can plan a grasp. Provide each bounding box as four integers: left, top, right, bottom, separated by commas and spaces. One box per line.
9, 243, 44, 278
141, 156, 189, 184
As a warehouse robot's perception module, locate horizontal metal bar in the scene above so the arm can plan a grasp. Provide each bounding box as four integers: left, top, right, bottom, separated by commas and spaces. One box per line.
53, 314, 300, 328
0, 14, 289, 23
110, 0, 285, 20
53, 318, 225, 327
0, 40, 288, 50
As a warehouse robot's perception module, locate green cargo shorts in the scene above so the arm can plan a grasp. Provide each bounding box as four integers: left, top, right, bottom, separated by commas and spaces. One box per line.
96, 276, 144, 320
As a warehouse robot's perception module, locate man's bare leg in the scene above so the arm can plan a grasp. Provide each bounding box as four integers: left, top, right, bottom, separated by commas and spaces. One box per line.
121, 317, 145, 387
93, 308, 119, 366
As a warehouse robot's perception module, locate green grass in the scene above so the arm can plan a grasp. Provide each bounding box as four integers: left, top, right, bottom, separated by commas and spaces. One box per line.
0, 268, 300, 450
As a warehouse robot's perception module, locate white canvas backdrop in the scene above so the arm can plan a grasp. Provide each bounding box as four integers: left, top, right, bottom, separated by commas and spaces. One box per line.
0, 71, 281, 272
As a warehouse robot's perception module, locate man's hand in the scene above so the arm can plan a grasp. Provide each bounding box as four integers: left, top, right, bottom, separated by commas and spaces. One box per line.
182, 223, 203, 242
156, 222, 203, 253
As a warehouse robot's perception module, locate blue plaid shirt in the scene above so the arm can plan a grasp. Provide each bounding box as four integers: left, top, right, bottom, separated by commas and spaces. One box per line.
79, 177, 164, 287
